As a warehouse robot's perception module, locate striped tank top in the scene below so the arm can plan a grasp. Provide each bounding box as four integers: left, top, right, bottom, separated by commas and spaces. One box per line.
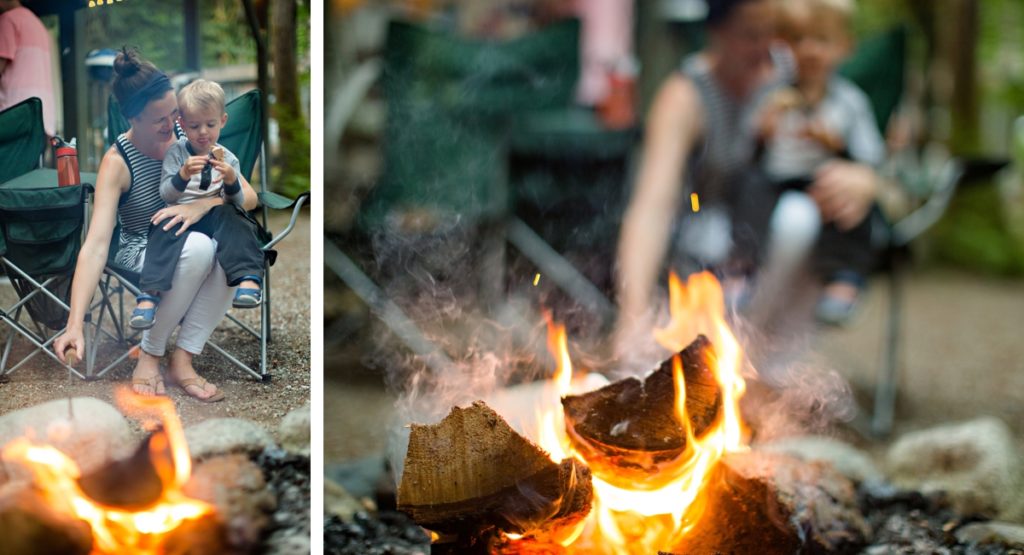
680, 48, 794, 205
112, 128, 181, 271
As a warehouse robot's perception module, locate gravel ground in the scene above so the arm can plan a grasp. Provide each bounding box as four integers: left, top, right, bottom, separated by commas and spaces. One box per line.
816, 267, 1024, 440
0, 209, 310, 439
325, 267, 1024, 464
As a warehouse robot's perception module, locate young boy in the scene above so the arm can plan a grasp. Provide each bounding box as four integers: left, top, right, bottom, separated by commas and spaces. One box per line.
734, 0, 885, 324
131, 79, 264, 330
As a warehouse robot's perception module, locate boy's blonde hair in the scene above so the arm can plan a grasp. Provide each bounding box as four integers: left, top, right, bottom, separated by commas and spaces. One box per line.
777, 0, 855, 40
177, 79, 226, 117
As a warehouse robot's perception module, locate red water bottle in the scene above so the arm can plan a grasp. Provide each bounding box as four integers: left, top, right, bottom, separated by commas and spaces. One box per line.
53, 136, 80, 187
598, 56, 640, 130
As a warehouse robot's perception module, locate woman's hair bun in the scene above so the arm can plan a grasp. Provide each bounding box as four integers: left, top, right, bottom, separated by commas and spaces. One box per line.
113, 47, 142, 78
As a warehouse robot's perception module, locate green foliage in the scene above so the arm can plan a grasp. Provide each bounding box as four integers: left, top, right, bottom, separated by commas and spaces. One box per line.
851, 0, 912, 37
83, 1, 185, 70
200, 0, 257, 67
932, 181, 1024, 276
82, 0, 257, 71
978, 0, 1024, 111
275, 105, 311, 197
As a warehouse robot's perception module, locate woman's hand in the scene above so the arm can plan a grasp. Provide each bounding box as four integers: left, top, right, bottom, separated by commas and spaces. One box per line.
808, 160, 878, 230
151, 199, 218, 236
53, 327, 84, 365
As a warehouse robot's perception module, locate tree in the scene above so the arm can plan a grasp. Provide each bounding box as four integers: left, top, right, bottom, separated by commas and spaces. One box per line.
271, 0, 310, 196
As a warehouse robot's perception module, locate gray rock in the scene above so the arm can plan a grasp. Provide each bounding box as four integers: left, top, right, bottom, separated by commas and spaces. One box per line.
886, 417, 1023, 519
325, 478, 370, 521
184, 418, 276, 459
184, 454, 275, 552
264, 531, 311, 555
759, 435, 883, 484
955, 521, 1024, 548
0, 397, 133, 483
278, 404, 310, 455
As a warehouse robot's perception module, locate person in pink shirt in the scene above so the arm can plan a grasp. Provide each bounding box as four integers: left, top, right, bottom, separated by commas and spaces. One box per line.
0, 0, 56, 136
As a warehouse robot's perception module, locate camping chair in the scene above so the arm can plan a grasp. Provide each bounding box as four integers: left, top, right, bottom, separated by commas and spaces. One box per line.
330, 19, 618, 363
86, 89, 308, 381
838, 27, 965, 437
0, 98, 93, 379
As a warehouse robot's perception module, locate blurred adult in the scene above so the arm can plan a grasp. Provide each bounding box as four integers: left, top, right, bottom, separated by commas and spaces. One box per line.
0, 0, 56, 136
614, 0, 880, 351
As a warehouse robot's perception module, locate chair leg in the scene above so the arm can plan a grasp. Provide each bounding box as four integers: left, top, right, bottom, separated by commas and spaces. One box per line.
261, 259, 270, 380
260, 297, 269, 381
1, 318, 15, 375
85, 317, 95, 379
872, 249, 903, 438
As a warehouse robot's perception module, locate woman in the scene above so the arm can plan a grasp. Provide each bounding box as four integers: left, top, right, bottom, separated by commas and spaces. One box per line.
614, 0, 879, 352
54, 48, 258, 401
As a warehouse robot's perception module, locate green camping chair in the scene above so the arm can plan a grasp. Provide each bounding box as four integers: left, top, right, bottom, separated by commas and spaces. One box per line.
0, 98, 93, 379
362, 18, 580, 227
90, 88, 308, 380
0, 98, 47, 184
327, 18, 618, 372
837, 27, 966, 437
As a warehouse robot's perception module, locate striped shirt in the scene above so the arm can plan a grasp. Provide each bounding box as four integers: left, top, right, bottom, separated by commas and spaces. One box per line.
681, 48, 794, 206
112, 130, 180, 271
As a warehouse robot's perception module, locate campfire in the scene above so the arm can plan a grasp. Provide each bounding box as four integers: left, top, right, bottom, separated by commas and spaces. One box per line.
1, 391, 217, 554
396, 272, 781, 553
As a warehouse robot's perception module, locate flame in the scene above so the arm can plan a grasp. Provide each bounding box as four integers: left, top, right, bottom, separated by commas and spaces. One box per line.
521, 271, 750, 554
1, 391, 214, 554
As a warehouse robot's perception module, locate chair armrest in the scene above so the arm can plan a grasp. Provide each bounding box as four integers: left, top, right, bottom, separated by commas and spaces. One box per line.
258, 190, 309, 210
260, 191, 309, 250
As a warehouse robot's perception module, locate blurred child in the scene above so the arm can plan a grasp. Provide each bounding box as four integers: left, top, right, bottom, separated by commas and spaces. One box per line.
131, 79, 264, 330
734, 0, 884, 325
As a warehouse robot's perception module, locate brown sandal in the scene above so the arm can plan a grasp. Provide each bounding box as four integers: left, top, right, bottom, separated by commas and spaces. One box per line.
175, 377, 225, 403
131, 374, 166, 396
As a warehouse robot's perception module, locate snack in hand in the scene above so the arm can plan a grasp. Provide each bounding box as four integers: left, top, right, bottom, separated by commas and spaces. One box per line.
211, 145, 225, 161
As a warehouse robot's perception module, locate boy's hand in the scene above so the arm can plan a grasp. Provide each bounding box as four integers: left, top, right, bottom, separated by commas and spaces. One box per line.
179, 156, 209, 180
209, 159, 236, 185
756, 89, 800, 140
756, 106, 782, 140
802, 119, 845, 153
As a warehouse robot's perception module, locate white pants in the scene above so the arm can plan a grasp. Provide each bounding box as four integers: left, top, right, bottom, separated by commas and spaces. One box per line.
140, 233, 233, 357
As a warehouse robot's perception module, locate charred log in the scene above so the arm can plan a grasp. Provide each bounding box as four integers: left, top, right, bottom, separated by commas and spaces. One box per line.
397, 401, 592, 543
562, 335, 722, 484
668, 451, 870, 554
77, 429, 171, 509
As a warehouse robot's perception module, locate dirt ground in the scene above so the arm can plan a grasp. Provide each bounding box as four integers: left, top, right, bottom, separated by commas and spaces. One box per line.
0, 209, 311, 439
324, 266, 1024, 464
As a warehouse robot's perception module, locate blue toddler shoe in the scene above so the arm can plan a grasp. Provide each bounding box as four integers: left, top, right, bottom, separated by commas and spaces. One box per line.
130, 294, 160, 330
232, 275, 262, 309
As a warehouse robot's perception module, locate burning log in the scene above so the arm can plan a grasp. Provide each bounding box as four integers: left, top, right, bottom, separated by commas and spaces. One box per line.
0, 483, 93, 555
397, 401, 593, 546
77, 430, 170, 509
561, 335, 722, 485
667, 451, 870, 554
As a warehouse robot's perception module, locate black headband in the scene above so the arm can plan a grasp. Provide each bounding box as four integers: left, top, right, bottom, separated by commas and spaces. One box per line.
120, 72, 173, 119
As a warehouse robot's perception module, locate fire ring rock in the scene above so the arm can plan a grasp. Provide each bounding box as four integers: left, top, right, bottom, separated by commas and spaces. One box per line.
886, 417, 1024, 520
184, 418, 277, 460
278, 403, 311, 456
0, 397, 133, 485
760, 435, 883, 484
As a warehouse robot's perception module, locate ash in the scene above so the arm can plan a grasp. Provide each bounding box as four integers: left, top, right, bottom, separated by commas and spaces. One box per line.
859, 484, 1017, 555
323, 488, 1023, 555
324, 511, 430, 555
256, 447, 311, 553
